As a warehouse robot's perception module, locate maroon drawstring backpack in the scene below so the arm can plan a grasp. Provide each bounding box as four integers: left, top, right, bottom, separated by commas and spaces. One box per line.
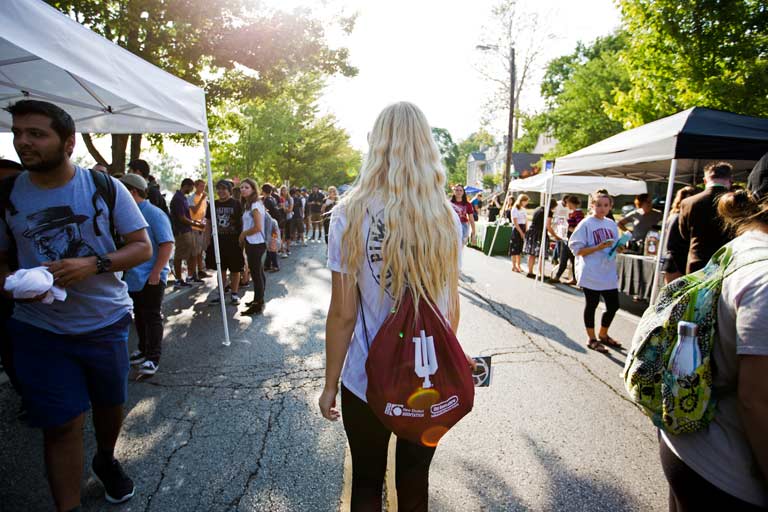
361, 288, 475, 447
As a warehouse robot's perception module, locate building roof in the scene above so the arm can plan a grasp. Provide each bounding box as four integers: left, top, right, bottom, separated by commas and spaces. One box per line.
469, 152, 486, 162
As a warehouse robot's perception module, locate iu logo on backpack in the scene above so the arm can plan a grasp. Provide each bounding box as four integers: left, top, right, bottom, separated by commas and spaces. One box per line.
363, 290, 475, 447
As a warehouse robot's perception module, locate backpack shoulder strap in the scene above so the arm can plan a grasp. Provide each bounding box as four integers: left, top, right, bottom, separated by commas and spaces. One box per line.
357, 285, 371, 349
0, 173, 20, 217
89, 169, 117, 238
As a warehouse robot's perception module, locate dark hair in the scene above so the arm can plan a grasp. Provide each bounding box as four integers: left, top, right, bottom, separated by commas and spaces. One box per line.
717, 190, 768, 235
671, 186, 697, 214
635, 193, 650, 204
705, 161, 733, 180
262, 183, 274, 194
450, 184, 468, 205
567, 195, 581, 208
0, 159, 23, 171
240, 178, 260, 208
181, 178, 195, 188
548, 198, 558, 213
128, 159, 151, 178
5, 100, 75, 141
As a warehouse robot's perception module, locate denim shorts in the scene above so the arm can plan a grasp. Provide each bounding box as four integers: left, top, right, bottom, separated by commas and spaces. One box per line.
7, 313, 132, 429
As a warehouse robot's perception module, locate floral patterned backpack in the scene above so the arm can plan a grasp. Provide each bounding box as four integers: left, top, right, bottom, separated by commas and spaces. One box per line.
624, 242, 768, 435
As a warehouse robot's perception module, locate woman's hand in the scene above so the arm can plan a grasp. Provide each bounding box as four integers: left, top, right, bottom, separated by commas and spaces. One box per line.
464, 352, 478, 371
238, 232, 246, 246
319, 385, 340, 421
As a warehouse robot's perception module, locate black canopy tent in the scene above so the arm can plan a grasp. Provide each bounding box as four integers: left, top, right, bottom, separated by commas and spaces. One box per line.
550, 107, 768, 301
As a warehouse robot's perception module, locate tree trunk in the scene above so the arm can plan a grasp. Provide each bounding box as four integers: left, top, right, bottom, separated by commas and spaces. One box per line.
130, 133, 142, 162
81, 134, 109, 168
111, 134, 129, 176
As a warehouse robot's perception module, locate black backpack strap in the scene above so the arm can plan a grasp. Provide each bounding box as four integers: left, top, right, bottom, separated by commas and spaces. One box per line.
89, 169, 117, 239
0, 174, 20, 217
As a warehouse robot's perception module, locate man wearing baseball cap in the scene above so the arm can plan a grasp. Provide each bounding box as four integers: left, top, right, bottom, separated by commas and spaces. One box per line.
120, 174, 174, 377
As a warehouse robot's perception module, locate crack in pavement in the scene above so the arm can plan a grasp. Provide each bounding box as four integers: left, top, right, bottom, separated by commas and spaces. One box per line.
461, 282, 655, 442
226, 391, 289, 511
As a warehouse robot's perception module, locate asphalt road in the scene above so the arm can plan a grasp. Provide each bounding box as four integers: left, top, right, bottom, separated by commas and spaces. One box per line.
0, 242, 666, 511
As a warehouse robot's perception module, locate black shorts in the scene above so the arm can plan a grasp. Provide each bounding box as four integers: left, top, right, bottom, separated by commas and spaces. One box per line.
218, 237, 244, 272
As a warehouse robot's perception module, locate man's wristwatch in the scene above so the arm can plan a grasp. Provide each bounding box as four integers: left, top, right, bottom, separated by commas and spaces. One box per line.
95, 254, 112, 274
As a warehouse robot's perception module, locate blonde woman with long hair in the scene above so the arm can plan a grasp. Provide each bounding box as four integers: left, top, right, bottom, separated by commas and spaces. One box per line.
319, 102, 472, 511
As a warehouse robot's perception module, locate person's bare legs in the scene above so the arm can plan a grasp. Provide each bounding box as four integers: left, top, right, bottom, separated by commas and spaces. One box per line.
527, 255, 536, 274
44, 413, 86, 512
173, 257, 184, 282
92, 404, 124, 461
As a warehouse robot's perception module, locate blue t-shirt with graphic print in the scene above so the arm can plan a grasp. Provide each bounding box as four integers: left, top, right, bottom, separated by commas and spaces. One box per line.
0, 166, 148, 334
124, 200, 173, 292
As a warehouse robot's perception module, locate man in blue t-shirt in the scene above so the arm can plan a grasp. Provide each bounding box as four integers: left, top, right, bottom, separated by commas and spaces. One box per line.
120, 174, 174, 377
169, 178, 203, 287
0, 100, 151, 509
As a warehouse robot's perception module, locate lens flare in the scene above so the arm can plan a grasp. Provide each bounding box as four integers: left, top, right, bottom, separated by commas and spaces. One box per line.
407, 387, 440, 409
421, 426, 449, 447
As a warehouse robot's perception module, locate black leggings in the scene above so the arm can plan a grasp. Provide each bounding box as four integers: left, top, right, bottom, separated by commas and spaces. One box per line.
659, 438, 766, 511
582, 288, 619, 329
341, 385, 436, 512
244, 242, 266, 304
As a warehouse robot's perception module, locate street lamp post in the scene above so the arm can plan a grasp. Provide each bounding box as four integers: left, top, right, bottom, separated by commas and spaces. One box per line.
477, 43, 516, 193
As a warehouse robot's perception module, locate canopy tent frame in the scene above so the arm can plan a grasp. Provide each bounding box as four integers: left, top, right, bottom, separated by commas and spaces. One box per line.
0, 0, 232, 345
546, 107, 768, 303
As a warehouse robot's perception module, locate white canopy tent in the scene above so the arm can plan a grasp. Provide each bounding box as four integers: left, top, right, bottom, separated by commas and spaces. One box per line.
0, 0, 232, 345
551, 107, 768, 301
507, 173, 647, 196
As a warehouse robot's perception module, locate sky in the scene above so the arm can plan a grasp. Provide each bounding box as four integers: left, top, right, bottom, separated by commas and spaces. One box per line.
0, 0, 621, 172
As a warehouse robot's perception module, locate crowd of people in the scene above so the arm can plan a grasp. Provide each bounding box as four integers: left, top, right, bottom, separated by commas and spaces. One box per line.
1, 96, 767, 512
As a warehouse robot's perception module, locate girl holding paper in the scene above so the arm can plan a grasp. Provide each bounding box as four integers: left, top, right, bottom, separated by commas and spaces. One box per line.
568, 190, 622, 353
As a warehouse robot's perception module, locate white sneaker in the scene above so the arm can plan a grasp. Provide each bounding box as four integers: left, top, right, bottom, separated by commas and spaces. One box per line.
138, 360, 158, 375
230, 293, 240, 305
129, 351, 146, 366
280, 252, 288, 258
302, 241, 308, 246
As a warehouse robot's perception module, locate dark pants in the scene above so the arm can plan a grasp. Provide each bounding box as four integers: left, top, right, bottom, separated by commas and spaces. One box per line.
128, 282, 165, 363
659, 438, 765, 511
554, 240, 574, 280
245, 242, 267, 304
342, 385, 436, 512
265, 250, 279, 270
0, 298, 22, 395
582, 288, 620, 329
324, 218, 331, 244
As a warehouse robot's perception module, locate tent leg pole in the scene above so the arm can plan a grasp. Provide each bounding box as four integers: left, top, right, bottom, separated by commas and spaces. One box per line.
650, 159, 678, 304
487, 189, 510, 257
538, 172, 556, 284
204, 132, 231, 346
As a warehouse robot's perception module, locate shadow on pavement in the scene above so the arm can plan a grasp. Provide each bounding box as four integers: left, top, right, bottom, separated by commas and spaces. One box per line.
458, 286, 586, 354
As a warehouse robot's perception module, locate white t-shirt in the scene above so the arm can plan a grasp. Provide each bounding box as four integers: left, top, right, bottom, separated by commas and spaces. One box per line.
327, 200, 463, 402
568, 215, 619, 291
242, 201, 266, 244
511, 207, 527, 227
662, 230, 768, 507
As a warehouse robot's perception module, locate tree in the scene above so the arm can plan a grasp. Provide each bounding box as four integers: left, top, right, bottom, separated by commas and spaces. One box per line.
452, 130, 497, 187
524, 31, 630, 156
482, 174, 500, 190
431, 127, 459, 178
47, 1, 357, 172
210, 74, 361, 187
611, 0, 768, 126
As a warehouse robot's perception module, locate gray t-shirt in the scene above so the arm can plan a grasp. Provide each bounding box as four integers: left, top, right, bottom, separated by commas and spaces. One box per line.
622, 208, 663, 241
568, 215, 619, 291
0, 167, 147, 334
662, 230, 768, 506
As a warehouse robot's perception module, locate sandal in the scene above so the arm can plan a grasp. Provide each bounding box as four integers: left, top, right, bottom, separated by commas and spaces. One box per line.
599, 336, 622, 349
587, 339, 608, 353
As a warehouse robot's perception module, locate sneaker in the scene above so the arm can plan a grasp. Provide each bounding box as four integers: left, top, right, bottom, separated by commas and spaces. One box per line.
138, 360, 159, 376
230, 293, 240, 305
189, 276, 204, 284
129, 351, 146, 366
281, 253, 288, 259
173, 280, 191, 289
302, 241, 307, 247
242, 302, 264, 315
92, 455, 135, 504
197, 271, 211, 279
209, 296, 221, 304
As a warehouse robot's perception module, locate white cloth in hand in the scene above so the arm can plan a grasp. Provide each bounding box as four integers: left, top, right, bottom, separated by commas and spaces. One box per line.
4, 267, 67, 304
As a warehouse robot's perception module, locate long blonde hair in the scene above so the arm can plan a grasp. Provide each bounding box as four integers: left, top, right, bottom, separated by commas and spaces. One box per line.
339, 102, 459, 317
